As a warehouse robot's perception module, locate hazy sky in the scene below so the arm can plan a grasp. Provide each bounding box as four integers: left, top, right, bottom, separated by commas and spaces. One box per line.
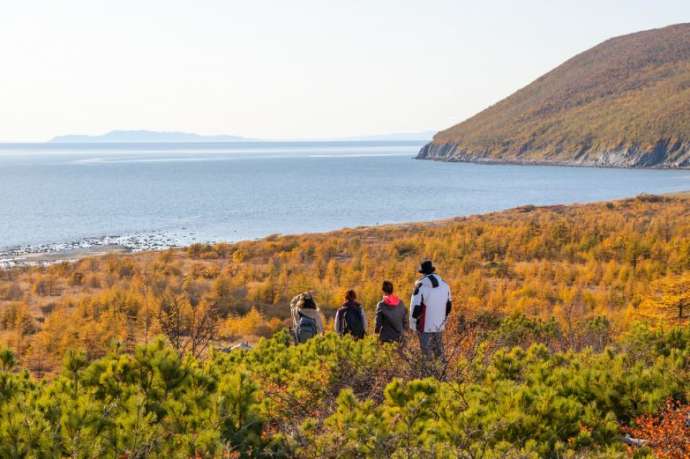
1, 0, 689, 142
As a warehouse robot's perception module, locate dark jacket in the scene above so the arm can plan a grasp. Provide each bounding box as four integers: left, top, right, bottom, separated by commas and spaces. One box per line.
334, 300, 367, 338
375, 295, 408, 343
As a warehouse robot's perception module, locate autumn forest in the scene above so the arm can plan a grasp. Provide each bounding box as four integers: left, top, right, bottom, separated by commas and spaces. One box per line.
1, 194, 690, 457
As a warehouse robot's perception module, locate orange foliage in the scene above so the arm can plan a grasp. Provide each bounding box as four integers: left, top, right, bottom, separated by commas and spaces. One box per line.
625, 400, 690, 458
220, 308, 283, 340
1, 194, 690, 373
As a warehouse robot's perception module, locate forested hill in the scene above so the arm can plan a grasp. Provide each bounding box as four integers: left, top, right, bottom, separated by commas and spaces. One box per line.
418, 23, 690, 168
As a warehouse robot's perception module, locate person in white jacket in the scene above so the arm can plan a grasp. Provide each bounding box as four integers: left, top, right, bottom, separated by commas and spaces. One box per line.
410, 260, 452, 360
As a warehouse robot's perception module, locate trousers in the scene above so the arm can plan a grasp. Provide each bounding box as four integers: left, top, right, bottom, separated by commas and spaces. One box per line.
418, 331, 445, 360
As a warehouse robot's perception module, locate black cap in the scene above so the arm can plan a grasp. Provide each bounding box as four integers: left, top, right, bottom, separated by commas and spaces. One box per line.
418, 260, 435, 274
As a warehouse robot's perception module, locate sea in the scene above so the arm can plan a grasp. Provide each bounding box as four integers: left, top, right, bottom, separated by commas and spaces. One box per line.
1, 141, 690, 262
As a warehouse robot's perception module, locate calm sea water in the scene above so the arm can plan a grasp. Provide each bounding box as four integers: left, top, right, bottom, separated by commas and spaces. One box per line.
1, 141, 690, 253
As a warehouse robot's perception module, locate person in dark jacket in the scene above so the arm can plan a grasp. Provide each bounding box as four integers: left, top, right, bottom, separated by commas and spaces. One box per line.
334, 290, 367, 339
375, 281, 408, 343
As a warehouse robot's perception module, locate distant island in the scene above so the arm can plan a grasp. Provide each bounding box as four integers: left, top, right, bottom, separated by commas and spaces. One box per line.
49, 130, 251, 143
418, 23, 690, 168
48, 130, 434, 144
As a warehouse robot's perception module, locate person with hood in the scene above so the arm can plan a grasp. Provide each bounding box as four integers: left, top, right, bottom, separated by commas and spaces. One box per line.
334, 289, 367, 339
375, 280, 408, 343
290, 292, 325, 343
410, 260, 452, 360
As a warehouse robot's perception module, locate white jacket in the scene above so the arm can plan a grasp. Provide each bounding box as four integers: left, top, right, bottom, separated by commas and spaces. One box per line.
409, 274, 451, 333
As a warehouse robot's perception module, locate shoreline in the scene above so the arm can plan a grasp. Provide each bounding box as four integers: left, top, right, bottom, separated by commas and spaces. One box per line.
0, 231, 183, 268
0, 245, 132, 267
3, 191, 689, 269
415, 154, 690, 171
415, 142, 690, 170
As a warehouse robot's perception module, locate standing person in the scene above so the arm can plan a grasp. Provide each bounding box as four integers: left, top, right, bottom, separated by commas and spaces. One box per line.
334, 290, 367, 339
290, 292, 325, 343
410, 260, 452, 360
375, 281, 408, 343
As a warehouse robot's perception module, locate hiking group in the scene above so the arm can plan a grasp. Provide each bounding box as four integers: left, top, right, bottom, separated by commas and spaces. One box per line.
290, 260, 452, 359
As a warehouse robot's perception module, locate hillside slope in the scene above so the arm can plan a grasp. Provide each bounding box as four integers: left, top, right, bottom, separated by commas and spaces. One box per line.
3, 193, 690, 374
418, 23, 690, 167
2, 196, 690, 456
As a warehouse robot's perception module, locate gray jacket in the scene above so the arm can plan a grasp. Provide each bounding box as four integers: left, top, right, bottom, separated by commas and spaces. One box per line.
291, 307, 325, 334
375, 296, 408, 342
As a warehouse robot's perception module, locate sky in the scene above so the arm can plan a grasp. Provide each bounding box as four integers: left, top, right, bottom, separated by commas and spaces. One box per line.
1, 0, 689, 142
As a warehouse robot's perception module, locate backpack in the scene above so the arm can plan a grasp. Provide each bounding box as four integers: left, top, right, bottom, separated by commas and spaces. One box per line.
296, 312, 318, 343
343, 307, 365, 339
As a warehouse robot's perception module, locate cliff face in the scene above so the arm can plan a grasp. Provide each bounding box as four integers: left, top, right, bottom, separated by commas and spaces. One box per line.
419, 23, 690, 168
418, 140, 690, 168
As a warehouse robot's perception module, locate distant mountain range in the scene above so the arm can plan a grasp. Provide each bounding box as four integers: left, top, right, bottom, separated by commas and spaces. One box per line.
49, 130, 434, 143
418, 23, 690, 168
50, 130, 251, 143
